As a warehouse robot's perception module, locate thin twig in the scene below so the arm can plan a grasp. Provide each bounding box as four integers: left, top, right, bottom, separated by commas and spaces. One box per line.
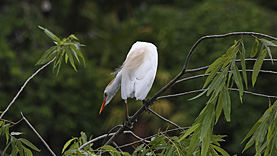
147, 108, 183, 130
117, 127, 187, 149
157, 88, 277, 100
230, 88, 277, 99
0, 57, 56, 119
79, 130, 147, 150
175, 68, 277, 84
21, 112, 56, 156
112, 142, 123, 152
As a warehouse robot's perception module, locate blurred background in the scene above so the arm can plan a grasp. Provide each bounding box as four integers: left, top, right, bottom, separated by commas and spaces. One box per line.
0, 0, 277, 155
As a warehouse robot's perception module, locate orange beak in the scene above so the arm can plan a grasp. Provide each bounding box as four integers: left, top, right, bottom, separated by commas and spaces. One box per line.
99, 95, 106, 115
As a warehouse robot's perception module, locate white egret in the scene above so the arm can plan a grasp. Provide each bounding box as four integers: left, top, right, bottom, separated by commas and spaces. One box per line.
99, 41, 158, 123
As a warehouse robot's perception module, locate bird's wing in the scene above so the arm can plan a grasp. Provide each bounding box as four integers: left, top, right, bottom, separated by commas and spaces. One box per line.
121, 42, 158, 100
134, 54, 157, 100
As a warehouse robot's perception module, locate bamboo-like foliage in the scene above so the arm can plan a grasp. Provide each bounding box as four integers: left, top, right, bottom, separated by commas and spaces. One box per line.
1, 29, 277, 156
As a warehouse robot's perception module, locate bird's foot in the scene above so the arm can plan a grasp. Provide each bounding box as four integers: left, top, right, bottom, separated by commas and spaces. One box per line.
143, 99, 151, 113
124, 115, 133, 129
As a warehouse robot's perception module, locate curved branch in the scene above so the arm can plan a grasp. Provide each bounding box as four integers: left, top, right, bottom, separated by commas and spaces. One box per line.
0, 57, 56, 119
147, 108, 183, 130
102, 32, 277, 146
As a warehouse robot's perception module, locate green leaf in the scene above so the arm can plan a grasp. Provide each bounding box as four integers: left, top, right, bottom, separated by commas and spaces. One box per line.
133, 144, 144, 154
240, 43, 248, 89
205, 57, 224, 75
242, 134, 256, 153
23, 147, 33, 156
201, 126, 212, 156
62, 138, 77, 154
207, 67, 228, 97
241, 119, 262, 143
215, 91, 224, 124
70, 44, 86, 67
1, 142, 10, 156
38, 26, 60, 43
188, 89, 207, 101
203, 62, 223, 88
264, 45, 274, 64
200, 104, 214, 141
231, 63, 244, 103
188, 129, 200, 153
5, 124, 9, 144
19, 138, 40, 152
211, 144, 230, 156
66, 48, 77, 71
101, 145, 119, 155
252, 49, 267, 86
180, 123, 201, 141
222, 86, 231, 122
251, 38, 259, 57
260, 38, 277, 47
36, 46, 57, 65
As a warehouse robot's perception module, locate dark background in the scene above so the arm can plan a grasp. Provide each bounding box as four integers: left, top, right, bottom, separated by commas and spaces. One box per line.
1, 0, 277, 155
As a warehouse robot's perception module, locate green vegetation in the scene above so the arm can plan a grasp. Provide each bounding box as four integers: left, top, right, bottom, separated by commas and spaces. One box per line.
1, 0, 277, 155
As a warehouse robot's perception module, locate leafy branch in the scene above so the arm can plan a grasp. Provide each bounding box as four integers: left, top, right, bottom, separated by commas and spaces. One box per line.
0, 26, 85, 156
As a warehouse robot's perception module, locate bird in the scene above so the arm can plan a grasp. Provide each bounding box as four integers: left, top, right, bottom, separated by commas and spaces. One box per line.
99, 41, 158, 124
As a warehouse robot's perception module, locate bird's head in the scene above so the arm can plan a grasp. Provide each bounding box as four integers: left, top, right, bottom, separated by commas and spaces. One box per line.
99, 79, 119, 114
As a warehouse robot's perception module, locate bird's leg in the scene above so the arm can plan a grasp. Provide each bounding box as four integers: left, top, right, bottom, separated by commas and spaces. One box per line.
124, 100, 133, 129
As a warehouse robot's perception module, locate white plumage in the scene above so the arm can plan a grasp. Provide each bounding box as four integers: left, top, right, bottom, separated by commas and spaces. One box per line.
99, 41, 158, 116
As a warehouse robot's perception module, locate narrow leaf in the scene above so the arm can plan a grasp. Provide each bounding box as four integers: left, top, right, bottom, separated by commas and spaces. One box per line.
260, 38, 277, 47
211, 144, 230, 156
240, 43, 248, 89
232, 64, 244, 102
203, 62, 223, 88
19, 138, 40, 152
62, 138, 76, 153
216, 91, 224, 123
38, 26, 60, 43
180, 123, 201, 141
252, 49, 267, 86
251, 39, 259, 58
36, 46, 57, 65
200, 104, 214, 141
222, 86, 231, 122
188, 89, 207, 101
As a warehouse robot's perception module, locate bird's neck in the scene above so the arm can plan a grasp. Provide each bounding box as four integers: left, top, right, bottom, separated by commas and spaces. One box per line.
106, 71, 122, 99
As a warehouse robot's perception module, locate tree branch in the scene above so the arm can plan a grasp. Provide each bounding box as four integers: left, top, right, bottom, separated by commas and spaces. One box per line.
21, 112, 56, 156
0, 57, 56, 119
101, 32, 277, 146
147, 108, 183, 130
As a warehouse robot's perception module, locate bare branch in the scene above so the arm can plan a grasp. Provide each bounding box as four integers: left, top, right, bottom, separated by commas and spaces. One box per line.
230, 88, 277, 99
79, 130, 147, 150
157, 88, 277, 100
0, 57, 56, 119
20, 112, 56, 156
147, 108, 183, 130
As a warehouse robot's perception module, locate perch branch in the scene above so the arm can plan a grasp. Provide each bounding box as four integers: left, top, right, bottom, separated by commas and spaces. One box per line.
21, 112, 56, 156
0, 57, 56, 119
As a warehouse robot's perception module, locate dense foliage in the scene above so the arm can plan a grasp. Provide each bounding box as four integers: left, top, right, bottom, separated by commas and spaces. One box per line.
1, 0, 277, 155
